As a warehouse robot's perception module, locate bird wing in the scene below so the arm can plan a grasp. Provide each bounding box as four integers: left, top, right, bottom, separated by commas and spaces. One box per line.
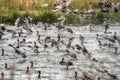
116, 2, 120, 7
111, 2, 116, 7
73, 9, 79, 12
14, 17, 20, 26
64, 0, 71, 6
57, 16, 63, 20
52, 5, 62, 12
65, 8, 72, 14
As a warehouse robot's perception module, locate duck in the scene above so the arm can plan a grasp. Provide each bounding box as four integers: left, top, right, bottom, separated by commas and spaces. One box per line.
97, 69, 119, 80
52, 0, 72, 14
7, 29, 17, 38
26, 66, 31, 74
27, 16, 33, 25
23, 23, 33, 33
23, 17, 32, 27
86, 9, 96, 17
98, 40, 102, 49
0, 72, 10, 80
0, 24, 6, 31
113, 32, 120, 44
61, 6, 72, 14
82, 72, 95, 80
71, 54, 77, 59
113, 32, 117, 40
82, 45, 91, 57
45, 36, 51, 43
103, 32, 120, 44
66, 37, 74, 48
96, 34, 99, 40
103, 18, 110, 33
76, 44, 82, 50
44, 23, 49, 31
1, 48, 4, 56
28, 45, 39, 54
52, 3, 62, 12
66, 28, 73, 34
56, 16, 66, 31
8, 44, 27, 58
51, 39, 57, 46
38, 71, 41, 79
59, 58, 66, 65
80, 35, 84, 44
105, 71, 119, 80
20, 39, 26, 44
16, 39, 20, 48
100, 7, 110, 13
1, 72, 4, 80
92, 58, 98, 63
110, 2, 120, 13
98, 0, 111, 8
36, 31, 41, 41
57, 34, 61, 42
74, 71, 77, 79
97, 77, 101, 80
0, 31, 4, 39
44, 44, 48, 51
30, 61, 33, 68
14, 17, 20, 27
37, 35, 41, 41
4, 63, 10, 70
34, 42, 39, 48
66, 61, 73, 70
18, 29, 23, 37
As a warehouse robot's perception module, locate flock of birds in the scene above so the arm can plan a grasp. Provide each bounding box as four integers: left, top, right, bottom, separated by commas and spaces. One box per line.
0, 0, 120, 80
52, 0, 120, 18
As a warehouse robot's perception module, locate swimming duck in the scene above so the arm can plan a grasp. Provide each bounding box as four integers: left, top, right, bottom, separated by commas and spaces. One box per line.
66, 61, 73, 70
74, 71, 78, 79
30, 61, 33, 68
38, 71, 41, 79
1, 72, 4, 80
26, 66, 31, 74
66, 28, 73, 34
14, 17, 20, 27
0, 31, 4, 39
59, 58, 66, 65
1, 48, 4, 56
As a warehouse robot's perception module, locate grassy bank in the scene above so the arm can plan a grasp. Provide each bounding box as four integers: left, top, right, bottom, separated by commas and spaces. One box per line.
0, 0, 120, 25
0, 10, 120, 26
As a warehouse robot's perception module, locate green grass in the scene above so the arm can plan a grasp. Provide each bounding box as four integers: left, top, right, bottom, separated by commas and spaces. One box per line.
1, 10, 120, 26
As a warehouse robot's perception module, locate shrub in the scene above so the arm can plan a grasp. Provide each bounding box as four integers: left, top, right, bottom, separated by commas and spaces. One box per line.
36, 11, 57, 24
8, 10, 20, 25
65, 14, 80, 25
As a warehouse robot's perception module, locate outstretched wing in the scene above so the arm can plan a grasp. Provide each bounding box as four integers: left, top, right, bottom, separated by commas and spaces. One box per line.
110, 2, 116, 11
111, 2, 116, 7
116, 2, 120, 7
65, 0, 72, 6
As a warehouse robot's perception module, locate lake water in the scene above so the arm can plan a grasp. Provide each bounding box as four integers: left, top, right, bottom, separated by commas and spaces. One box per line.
0, 23, 120, 80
